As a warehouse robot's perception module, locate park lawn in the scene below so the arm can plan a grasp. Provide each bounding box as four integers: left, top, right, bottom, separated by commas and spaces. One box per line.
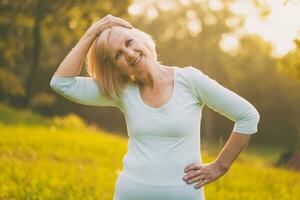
0, 104, 299, 199
0, 124, 126, 200
0, 124, 299, 200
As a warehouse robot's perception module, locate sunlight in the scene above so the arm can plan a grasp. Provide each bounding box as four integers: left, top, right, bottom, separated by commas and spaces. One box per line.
219, 33, 240, 53
208, 0, 224, 11
146, 6, 159, 20
129, 0, 300, 57
230, 0, 300, 57
157, 0, 177, 11
128, 3, 144, 15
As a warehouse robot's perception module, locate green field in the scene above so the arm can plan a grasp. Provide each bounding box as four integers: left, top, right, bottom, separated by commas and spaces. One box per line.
0, 104, 299, 199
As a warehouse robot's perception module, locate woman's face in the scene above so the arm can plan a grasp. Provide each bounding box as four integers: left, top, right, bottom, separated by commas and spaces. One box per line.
105, 26, 152, 78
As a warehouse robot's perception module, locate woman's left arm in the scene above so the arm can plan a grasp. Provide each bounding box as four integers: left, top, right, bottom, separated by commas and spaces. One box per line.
215, 131, 252, 171
184, 132, 252, 189
182, 66, 260, 189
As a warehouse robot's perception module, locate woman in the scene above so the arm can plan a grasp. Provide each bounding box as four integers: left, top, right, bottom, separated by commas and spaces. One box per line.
50, 15, 260, 200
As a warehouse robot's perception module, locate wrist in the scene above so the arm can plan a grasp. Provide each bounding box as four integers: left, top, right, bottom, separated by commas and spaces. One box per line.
74, 32, 97, 50
82, 31, 97, 41
214, 160, 230, 173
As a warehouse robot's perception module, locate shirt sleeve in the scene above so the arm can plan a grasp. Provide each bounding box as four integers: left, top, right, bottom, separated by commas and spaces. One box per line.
50, 75, 122, 108
186, 66, 260, 134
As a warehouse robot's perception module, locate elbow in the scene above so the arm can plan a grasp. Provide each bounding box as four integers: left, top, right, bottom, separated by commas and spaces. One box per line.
49, 76, 63, 93
252, 106, 260, 125
234, 105, 260, 134
246, 106, 260, 134
245, 105, 260, 129
244, 104, 260, 124
49, 76, 58, 91
49, 75, 77, 95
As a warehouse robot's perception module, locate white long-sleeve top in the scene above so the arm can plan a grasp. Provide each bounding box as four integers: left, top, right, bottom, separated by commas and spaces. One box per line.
50, 66, 260, 186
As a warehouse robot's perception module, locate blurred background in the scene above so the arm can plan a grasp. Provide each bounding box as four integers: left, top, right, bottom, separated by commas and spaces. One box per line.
1, 0, 300, 199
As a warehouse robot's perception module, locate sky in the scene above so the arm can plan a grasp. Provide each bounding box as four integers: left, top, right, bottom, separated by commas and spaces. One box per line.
129, 0, 300, 57
230, 0, 300, 57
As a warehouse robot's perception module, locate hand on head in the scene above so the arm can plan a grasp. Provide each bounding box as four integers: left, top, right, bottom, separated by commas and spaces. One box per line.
85, 14, 134, 37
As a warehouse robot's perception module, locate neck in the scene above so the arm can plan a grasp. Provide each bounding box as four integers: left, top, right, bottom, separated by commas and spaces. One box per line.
138, 62, 170, 90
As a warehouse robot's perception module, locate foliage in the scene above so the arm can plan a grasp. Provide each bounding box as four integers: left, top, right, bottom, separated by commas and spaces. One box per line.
29, 92, 56, 114
0, 0, 132, 105
277, 39, 300, 80
0, 68, 25, 101
0, 103, 50, 126
225, 35, 300, 146
0, 102, 87, 130
52, 113, 87, 130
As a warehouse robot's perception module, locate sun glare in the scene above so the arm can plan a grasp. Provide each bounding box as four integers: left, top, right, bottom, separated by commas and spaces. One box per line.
129, 0, 300, 57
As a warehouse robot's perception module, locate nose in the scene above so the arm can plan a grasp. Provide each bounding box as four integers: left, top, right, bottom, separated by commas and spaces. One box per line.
124, 48, 135, 60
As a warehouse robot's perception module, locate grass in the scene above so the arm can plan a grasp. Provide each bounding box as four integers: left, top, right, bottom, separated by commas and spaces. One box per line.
0, 124, 126, 200
0, 103, 299, 199
202, 140, 287, 166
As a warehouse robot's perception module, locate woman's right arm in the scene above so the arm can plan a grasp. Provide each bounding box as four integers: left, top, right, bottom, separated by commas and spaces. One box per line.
53, 14, 133, 77
53, 31, 96, 77
50, 15, 133, 107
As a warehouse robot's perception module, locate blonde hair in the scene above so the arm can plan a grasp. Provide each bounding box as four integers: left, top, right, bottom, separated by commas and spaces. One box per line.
86, 27, 157, 101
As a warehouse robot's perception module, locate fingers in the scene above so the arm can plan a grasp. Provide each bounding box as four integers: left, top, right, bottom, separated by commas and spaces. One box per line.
183, 162, 226, 189
183, 168, 211, 189
194, 179, 210, 189
183, 169, 212, 189
183, 171, 206, 183
183, 163, 213, 189
104, 14, 133, 29
184, 163, 202, 173
88, 14, 133, 36
115, 18, 134, 29
183, 169, 204, 180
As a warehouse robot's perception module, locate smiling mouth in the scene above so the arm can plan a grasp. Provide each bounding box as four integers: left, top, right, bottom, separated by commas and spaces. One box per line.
132, 53, 142, 67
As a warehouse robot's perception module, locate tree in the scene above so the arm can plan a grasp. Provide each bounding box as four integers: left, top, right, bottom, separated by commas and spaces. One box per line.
276, 38, 300, 168
0, 0, 132, 106
227, 35, 300, 147
278, 39, 300, 80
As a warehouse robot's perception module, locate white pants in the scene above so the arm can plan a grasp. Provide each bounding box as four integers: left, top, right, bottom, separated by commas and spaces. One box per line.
113, 175, 205, 200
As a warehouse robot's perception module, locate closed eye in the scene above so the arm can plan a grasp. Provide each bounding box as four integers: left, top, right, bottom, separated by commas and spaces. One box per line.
126, 39, 133, 46
115, 39, 133, 60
